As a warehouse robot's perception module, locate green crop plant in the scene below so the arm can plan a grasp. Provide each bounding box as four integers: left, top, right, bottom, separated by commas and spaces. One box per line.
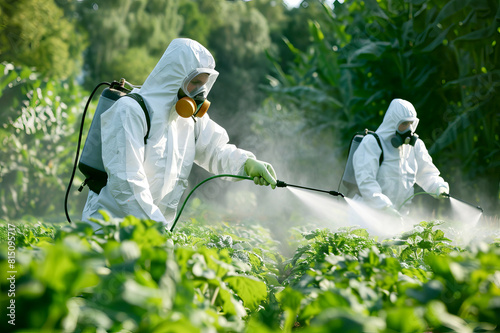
1, 216, 499, 332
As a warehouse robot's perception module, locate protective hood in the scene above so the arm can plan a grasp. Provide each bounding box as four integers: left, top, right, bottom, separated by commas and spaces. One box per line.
376, 99, 419, 140
138, 38, 219, 115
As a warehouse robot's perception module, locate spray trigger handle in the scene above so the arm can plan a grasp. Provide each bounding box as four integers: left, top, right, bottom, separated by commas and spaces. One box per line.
328, 190, 345, 198
276, 180, 287, 188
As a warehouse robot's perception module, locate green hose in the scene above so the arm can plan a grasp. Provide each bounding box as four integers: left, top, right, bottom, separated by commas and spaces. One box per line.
397, 191, 433, 211
169, 174, 253, 232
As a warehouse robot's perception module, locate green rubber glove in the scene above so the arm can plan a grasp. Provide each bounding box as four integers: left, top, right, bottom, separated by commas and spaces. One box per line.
244, 158, 277, 189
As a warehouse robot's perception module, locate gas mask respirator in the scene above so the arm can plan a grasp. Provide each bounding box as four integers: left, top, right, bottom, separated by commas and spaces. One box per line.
175, 69, 218, 119
391, 129, 418, 148
175, 94, 210, 118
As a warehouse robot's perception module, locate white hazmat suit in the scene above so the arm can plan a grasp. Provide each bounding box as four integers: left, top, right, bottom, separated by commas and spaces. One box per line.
82, 38, 256, 228
352, 99, 449, 215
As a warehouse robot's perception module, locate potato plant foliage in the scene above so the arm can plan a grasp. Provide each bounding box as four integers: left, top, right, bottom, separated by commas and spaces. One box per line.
0, 217, 499, 333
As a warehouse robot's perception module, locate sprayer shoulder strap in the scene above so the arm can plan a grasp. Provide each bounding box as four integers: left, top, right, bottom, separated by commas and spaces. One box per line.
125, 93, 151, 144
366, 131, 384, 166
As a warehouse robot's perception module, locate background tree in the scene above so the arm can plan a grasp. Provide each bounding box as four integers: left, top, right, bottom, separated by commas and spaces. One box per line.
0, 0, 87, 220
0, 63, 86, 220
178, 0, 220, 47
207, 2, 272, 138
70, 0, 182, 88
0, 0, 86, 78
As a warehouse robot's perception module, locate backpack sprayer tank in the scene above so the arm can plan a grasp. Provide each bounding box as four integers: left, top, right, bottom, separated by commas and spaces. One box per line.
78, 79, 131, 193
338, 130, 383, 198
340, 133, 364, 195
65, 79, 151, 223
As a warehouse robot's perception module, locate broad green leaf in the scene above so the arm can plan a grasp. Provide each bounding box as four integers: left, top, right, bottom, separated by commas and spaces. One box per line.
401, 247, 414, 261
151, 318, 201, 333
300, 290, 351, 323
384, 306, 427, 332
425, 300, 472, 333
224, 275, 267, 311
418, 240, 434, 250
402, 267, 430, 283
275, 286, 304, 312
121, 279, 162, 308
406, 279, 443, 303
216, 286, 247, 317
308, 308, 385, 332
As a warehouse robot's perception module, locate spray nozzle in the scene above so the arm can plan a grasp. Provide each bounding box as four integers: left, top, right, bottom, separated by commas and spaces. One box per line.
276, 180, 345, 197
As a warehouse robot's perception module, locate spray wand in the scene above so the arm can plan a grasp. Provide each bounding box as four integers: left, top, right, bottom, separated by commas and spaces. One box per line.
276, 180, 345, 198
397, 192, 483, 212
169, 175, 345, 232
442, 193, 483, 212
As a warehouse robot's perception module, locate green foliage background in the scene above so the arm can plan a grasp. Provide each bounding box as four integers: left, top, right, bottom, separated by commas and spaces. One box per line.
0, 64, 86, 220
0, 0, 498, 221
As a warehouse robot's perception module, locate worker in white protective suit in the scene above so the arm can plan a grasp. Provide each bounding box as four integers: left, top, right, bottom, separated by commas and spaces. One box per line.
82, 38, 277, 229
352, 98, 449, 217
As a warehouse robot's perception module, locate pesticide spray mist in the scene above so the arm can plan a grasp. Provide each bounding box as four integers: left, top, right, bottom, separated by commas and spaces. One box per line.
449, 197, 483, 227
285, 187, 348, 223
195, 175, 496, 250
283, 186, 491, 244
284, 187, 412, 239
438, 196, 485, 244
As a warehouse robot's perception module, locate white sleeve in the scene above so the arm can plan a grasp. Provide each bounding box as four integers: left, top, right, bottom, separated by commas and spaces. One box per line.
194, 115, 255, 176
100, 100, 167, 223
415, 139, 449, 194
353, 135, 393, 209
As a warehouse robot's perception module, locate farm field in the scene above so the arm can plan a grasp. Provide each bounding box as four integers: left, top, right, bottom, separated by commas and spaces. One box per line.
1, 213, 499, 332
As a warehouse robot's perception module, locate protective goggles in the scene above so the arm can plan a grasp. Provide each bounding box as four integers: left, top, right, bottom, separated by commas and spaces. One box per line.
181, 68, 219, 99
